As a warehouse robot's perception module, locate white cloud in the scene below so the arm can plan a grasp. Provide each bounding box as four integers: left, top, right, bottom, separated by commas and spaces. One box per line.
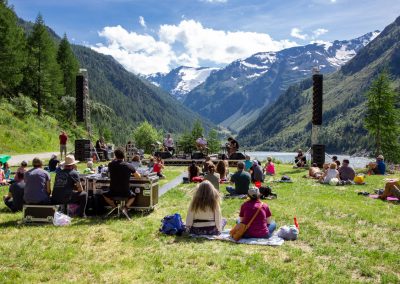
290, 28, 307, 40
313, 28, 328, 37
139, 16, 146, 28
92, 20, 298, 75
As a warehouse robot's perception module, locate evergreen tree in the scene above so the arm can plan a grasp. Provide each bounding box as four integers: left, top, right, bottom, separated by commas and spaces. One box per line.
191, 119, 204, 145
23, 14, 63, 116
0, 1, 26, 96
365, 71, 400, 161
57, 33, 79, 97
207, 129, 221, 154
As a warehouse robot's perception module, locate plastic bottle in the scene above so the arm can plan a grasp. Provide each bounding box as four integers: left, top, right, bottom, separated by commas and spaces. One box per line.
294, 216, 299, 231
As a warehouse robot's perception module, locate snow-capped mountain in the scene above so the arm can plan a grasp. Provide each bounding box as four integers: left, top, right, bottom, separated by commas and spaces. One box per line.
144, 66, 219, 101
183, 31, 380, 131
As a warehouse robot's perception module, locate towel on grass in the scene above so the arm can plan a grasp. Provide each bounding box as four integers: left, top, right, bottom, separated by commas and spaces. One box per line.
368, 194, 399, 201
190, 229, 284, 246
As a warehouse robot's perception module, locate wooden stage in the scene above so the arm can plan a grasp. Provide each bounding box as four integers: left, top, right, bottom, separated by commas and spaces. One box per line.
143, 158, 242, 167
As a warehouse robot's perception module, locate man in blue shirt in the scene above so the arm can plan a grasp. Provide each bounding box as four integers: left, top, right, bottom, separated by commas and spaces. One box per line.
375, 155, 386, 175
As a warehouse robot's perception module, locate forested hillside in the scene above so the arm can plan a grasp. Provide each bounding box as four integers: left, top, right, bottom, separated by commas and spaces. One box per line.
238, 16, 400, 154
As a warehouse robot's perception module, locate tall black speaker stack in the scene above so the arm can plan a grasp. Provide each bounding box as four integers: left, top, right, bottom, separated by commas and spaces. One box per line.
312, 73, 325, 167
76, 74, 88, 122
75, 139, 91, 161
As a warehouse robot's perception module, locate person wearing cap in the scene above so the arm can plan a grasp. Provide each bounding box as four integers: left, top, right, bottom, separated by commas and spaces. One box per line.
103, 148, 141, 215
338, 159, 356, 181
24, 158, 51, 205
238, 187, 276, 238
250, 160, 264, 183
51, 155, 87, 217
368, 155, 386, 175
226, 162, 251, 195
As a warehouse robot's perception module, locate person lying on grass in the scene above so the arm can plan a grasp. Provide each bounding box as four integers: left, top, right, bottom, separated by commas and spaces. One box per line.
238, 187, 276, 238
309, 163, 323, 179
186, 181, 225, 235
378, 179, 400, 200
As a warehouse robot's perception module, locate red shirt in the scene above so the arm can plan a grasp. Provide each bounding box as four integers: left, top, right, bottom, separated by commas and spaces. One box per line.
153, 163, 162, 173
239, 199, 271, 238
59, 133, 68, 145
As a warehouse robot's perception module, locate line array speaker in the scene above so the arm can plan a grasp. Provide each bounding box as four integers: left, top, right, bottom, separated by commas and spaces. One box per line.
76, 75, 88, 122
312, 74, 323, 125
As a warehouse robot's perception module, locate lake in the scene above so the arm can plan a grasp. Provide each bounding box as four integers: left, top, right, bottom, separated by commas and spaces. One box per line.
244, 151, 373, 169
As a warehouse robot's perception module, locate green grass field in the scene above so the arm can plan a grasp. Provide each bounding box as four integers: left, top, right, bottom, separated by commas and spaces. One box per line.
0, 164, 399, 283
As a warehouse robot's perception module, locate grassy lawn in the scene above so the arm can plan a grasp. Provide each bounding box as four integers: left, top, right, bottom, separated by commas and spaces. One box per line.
0, 164, 399, 283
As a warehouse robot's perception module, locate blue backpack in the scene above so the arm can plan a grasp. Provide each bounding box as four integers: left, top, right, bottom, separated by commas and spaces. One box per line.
160, 213, 185, 236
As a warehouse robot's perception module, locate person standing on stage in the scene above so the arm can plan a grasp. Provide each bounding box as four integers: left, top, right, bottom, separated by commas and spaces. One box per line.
226, 137, 239, 157
163, 133, 175, 156
59, 131, 68, 160
196, 135, 208, 152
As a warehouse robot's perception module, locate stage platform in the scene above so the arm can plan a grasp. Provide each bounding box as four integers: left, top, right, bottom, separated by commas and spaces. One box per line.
143, 158, 242, 167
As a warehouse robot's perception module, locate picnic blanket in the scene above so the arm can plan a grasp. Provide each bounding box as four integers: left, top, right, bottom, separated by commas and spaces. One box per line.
190, 229, 284, 246
368, 194, 399, 201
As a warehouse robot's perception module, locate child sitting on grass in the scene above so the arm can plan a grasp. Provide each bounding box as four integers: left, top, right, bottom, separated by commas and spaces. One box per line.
83, 160, 96, 174
153, 157, 165, 179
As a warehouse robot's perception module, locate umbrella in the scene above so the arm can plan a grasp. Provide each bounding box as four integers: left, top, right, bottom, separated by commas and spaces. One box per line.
0, 155, 11, 164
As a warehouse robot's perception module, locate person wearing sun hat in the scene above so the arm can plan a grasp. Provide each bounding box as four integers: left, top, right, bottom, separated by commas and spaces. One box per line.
51, 155, 87, 217
237, 187, 277, 239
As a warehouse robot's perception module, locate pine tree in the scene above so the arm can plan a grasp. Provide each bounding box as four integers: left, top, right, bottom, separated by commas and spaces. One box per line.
365, 71, 400, 162
23, 14, 63, 116
191, 119, 204, 144
0, 1, 27, 96
57, 33, 79, 97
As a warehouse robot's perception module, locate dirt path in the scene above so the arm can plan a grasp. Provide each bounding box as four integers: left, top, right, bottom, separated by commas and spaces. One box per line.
8, 152, 58, 166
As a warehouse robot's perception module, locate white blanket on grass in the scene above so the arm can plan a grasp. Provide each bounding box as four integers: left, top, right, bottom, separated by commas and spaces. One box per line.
190, 229, 284, 246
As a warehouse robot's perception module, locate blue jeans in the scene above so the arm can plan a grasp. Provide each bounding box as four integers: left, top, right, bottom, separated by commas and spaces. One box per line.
226, 186, 236, 195
243, 221, 277, 239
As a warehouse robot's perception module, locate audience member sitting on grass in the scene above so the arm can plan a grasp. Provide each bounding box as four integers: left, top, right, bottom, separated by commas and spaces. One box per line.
378, 179, 400, 200
130, 155, 142, 170
368, 155, 386, 175
244, 155, 252, 172
23, 158, 51, 205
147, 157, 155, 171
251, 160, 264, 183
204, 163, 220, 190
83, 160, 96, 174
294, 149, 306, 167
51, 155, 87, 217
3, 172, 25, 212
14, 160, 28, 182
3, 162, 11, 182
202, 156, 211, 174
226, 162, 251, 195
188, 160, 201, 182
153, 157, 165, 179
320, 163, 339, 184
238, 187, 276, 238
338, 159, 356, 181
0, 162, 7, 185
332, 156, 341, 168
264, 157, 276, 176
103, 148, 141, 216
308, 163, 323, 179
186, 181, 224, 235
48, 154, 60, 172
216, 160, 228, 181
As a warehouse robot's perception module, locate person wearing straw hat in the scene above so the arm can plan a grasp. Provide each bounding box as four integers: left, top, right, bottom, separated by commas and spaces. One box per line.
51, 155, 87, 217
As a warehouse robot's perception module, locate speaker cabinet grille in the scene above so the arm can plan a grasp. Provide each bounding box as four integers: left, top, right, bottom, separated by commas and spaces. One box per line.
312, 74, 323, 125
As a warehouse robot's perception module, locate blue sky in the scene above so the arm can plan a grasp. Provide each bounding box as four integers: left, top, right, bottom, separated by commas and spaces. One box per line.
8, 0, 400, 74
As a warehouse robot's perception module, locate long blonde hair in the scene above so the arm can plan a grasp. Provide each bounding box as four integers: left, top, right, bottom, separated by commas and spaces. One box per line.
189, 181, 220, 212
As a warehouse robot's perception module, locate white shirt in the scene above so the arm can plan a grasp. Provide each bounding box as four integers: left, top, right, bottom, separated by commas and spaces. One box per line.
324, 169, 339, 183
186, 206, 222, 232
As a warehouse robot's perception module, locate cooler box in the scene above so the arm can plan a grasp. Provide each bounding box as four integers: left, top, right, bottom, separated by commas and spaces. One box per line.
23, 205, 59, 223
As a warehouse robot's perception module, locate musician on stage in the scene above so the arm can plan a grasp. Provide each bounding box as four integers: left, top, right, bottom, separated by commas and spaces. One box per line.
226, 137, 239, 157
163, 133, 175, 156
96, 136, 109, 161
196, 135, 208, 152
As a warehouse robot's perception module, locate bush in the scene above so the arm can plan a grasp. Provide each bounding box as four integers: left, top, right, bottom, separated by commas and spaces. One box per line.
11, 94, 34, 117
133, 121, 162, 154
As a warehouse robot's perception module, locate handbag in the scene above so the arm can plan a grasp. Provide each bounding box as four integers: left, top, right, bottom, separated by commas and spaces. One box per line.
230, 203, 263, 241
